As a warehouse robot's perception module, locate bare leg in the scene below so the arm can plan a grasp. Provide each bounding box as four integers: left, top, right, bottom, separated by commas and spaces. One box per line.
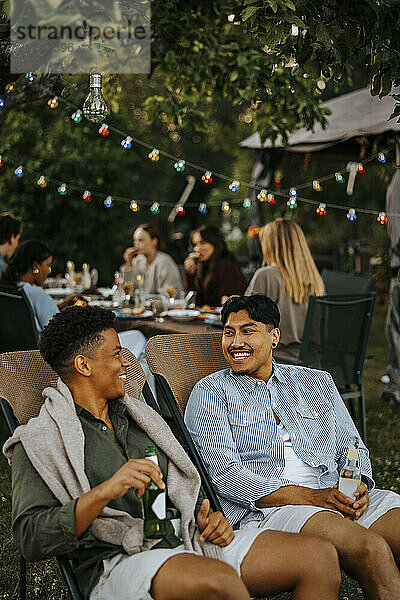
370, 508, 400, 568
150, 554, 251, 600
301, 511, 400, 600
240, 530, 340, 600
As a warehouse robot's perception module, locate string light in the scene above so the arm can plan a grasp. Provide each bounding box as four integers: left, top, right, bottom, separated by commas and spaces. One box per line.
289, 187, 297, 197
243, 198, 251, 209
48, 97, 59, 109
198, 202, 208, 214
0, 97, 5, 108
267, 193, 276, 205
377, 212, 388, 225
357, 164, 365, 174
229, 180, 240, 193
378, 152, 386, 164
71, 110, 83, 123
313, 180, 322, 192
14, 165, 23, 178
202, 171, 213, 184
104, 195, 113, 208
98, 123, 110, 137
130, 200, 139, 212
174, 160, 185, 172
82, 72, 108, 123
25, 73, 35, 82
316, 202, 327, 216
222, 201, 231, 213
148, 149, 160, 162
274, 170, 282, 187
257, 189, 268, 202
0, 155, 3, 167
177, 205, 185, 215
121, 136, 132, 149
287, 198, 297, 210
37, 175, 47, 188
150, 202, 160, 214
347, 208, 357, 222
5, 84, 14, 92
335, 172, 344, 183
58, 183, 67, 195
82, 190, 92, 202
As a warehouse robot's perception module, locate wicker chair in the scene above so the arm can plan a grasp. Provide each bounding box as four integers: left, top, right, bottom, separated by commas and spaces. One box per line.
145, 332, 228, 513
0, 347, 147, 600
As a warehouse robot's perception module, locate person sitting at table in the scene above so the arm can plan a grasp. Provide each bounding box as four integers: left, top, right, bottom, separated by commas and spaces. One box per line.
184, 225, 246, 307
245, 218, 325, 361
0, 211, 23, 276
0, 239, 78, 335
121, 224, 182, 296
4, 306, 341, 600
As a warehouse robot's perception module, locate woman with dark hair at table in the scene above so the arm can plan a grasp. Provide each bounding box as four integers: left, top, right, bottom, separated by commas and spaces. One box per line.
0, 239, 77, 335
184, 225, 246, 307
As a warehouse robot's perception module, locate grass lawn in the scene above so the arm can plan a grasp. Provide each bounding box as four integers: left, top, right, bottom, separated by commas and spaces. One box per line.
1, 301, 400, 599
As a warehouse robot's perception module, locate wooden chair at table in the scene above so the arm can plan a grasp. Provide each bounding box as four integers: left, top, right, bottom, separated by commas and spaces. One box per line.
145, 332, 228, 513
0, 347, 149, 600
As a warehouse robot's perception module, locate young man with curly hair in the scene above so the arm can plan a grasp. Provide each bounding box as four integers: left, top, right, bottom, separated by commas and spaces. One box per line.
4, 306, 340, 600
0, 212, 22, 276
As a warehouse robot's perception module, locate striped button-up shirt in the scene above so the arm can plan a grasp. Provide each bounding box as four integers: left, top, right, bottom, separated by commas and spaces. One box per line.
185, 363, 374, 526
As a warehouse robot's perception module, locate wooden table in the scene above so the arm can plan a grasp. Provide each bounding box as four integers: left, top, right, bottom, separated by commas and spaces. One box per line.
115, 316, 222, 338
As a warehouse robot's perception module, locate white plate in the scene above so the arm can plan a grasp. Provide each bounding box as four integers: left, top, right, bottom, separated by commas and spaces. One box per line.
167, 309, 200, 322
89, 300, 114, 308
44, 288, 74, 297
114, 309, 153, 319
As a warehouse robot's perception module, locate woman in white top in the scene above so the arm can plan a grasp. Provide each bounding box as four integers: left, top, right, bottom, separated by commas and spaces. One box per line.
0, 240, 76, 335
246, 219, 325, 361
120, 223, 182, 296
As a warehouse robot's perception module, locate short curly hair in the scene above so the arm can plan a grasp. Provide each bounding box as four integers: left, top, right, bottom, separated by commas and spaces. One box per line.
39, 306, 116, 379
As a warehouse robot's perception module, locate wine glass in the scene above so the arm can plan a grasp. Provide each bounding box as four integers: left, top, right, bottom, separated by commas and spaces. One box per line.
122, 281, 133, 307
150, 295, 167, 322
166, 286, 176, 306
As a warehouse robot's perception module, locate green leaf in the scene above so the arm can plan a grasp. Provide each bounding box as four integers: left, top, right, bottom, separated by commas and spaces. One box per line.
388, 103, 400, 121
241, 6, 259, 21
284, 0, 296, 11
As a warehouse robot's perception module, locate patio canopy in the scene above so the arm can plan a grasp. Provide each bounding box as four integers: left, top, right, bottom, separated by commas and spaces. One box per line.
240, 87, 400, 153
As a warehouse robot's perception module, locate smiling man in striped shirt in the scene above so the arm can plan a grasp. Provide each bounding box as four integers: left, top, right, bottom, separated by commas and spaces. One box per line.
185, 294, 400, 600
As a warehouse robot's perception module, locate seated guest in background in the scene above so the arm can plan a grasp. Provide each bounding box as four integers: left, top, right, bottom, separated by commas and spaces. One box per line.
185, 294, 400, 600
0, 212, 22, 276
184, 225, 246, 307
4, 307, 341, 600
121, 224, 182, 296
0, 240, 77, 334
245, 218, 325, 361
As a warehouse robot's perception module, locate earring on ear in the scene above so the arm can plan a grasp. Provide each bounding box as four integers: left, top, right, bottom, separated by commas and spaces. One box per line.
32, 268, 40, 274
272, 341, 277, 348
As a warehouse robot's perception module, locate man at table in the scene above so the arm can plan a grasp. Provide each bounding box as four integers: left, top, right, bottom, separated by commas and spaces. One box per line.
185, 294, 400, 599
4, 306, 341, 600
0, 211, 22, 276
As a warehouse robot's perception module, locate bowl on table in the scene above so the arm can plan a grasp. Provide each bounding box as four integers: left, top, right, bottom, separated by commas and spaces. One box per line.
166, 309, 200, 322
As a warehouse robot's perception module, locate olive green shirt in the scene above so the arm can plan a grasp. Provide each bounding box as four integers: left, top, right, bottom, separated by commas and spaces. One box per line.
11, 400, 203, 600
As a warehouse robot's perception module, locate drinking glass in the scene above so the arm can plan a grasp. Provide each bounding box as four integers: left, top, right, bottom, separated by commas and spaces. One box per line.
150, 295, 167, 322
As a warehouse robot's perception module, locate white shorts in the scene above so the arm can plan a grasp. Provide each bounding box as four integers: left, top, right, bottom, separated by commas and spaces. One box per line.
90, 528, 265, 600
240, 489, 400, 534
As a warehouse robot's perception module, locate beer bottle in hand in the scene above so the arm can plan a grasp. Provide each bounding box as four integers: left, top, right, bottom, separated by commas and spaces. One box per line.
143, 445, 167, 539
339, 436, 361, 500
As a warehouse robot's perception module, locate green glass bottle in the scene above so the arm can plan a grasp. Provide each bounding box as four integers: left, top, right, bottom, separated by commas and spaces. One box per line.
143, 445, 167, 539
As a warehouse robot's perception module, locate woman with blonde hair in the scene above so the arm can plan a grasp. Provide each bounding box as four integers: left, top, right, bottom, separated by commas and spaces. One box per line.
245, 218, 325, 360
